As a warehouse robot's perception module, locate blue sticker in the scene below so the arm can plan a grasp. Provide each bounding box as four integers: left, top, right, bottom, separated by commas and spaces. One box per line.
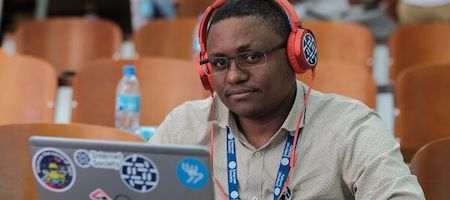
120, 154, 159, 193
302, 33, 318, 66
32, 148, 76, 192
176, 157, 209, 190
73, 149, 91, 168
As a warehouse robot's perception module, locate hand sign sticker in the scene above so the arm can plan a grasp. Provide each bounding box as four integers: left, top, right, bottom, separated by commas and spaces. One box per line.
177, 157, 209, 189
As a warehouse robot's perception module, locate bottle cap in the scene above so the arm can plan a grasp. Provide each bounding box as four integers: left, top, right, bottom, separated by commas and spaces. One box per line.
123, 65, 136, 75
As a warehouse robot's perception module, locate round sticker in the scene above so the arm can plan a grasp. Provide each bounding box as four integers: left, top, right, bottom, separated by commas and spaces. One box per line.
302, 33, 318, 66
32, 147, 76, 192
120, 154, 159, 193
176, 157, 209, 190
73, 149, 91, 168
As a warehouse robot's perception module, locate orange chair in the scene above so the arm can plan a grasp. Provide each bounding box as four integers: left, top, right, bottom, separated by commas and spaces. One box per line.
0, 48, 5, 56
0, 55, 57, 125
303, 21, 375, 71
395, 62, 450, 162
297, 61, 377, 108
410, 137, 450, 200
0, 123, 144, 200
173, 0, 214, 17
133, 17, 198, 60
388, 23, 450, 80
14, 17, 122, 77
72, 57, 209, 126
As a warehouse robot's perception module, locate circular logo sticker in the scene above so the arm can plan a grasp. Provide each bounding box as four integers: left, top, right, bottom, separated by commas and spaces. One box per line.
176, 157, 209, 190
32, 148, 76, 192
120, 154, 159, 193
73, 149, 91, 168
302, 33, 318, 66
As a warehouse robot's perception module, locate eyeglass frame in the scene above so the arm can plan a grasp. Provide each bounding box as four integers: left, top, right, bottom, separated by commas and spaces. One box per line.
199, 43, 286, 76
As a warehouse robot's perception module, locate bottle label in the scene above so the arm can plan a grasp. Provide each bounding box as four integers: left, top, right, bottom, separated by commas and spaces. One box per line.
117, 95, 141, 112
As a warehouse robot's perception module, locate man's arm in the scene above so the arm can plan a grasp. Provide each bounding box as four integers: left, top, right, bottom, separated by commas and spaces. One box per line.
343, 113, 425, 199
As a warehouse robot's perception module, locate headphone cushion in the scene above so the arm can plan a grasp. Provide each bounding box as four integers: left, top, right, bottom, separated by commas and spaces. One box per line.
195, 53, 212, 91
287, 28, 318, 74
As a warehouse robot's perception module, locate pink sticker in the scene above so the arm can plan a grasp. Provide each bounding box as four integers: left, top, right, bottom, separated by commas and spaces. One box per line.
89, 188, 112, 200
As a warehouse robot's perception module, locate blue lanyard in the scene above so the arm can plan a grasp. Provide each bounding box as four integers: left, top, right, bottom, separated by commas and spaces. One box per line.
226, 127, 302, 200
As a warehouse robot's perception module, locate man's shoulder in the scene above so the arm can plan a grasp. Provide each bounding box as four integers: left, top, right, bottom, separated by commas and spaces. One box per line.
309, 89, 373, 117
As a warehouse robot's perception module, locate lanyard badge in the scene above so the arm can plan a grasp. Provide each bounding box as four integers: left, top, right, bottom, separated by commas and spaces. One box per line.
226, 127, 302, 200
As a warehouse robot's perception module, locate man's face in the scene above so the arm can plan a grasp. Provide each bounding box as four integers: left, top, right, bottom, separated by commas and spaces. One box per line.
206, 16, 296, 119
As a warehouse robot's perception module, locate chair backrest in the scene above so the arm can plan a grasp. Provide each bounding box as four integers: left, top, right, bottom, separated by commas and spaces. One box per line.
173, 0, 214, 17
303, 21, 375, 70
410, 137, 450, 200
388, 23, 450, 80
14, 17, 122, 76
0, 55, 57, 125
133, 17, 198, 60
72, 57, 209, 126
395, 62, 450, 162
0, 123, 144, 200
297, 61, 377, 108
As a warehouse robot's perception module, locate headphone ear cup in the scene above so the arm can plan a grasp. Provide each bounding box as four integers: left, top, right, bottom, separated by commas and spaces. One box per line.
287, 28, 318, 74
195, 53, 212, 91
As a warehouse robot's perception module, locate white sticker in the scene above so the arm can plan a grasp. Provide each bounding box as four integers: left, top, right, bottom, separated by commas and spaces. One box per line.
90, 151, 124, 170
73, 149, 92, 168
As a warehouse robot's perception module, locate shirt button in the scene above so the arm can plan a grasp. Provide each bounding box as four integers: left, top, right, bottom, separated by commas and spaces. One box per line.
254, 152, 261, 158
251, 196, 258, 200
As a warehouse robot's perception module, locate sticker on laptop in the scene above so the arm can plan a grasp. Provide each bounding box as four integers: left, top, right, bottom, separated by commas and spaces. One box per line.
176, 157, 209, 190
120, 154, 159, 193
73, 149, 92, 168
32, 147, 76, 192
89, 188, 112, 200
91, 151, 124, 170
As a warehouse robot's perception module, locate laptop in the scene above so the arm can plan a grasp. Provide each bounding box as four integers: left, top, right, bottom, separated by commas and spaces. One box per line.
29, 136, 215, 200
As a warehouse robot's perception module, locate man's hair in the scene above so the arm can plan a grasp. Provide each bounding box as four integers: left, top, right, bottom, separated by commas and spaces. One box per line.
209, 0, 291, 41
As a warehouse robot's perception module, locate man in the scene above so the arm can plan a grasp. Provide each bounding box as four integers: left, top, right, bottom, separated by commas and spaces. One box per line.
150, 0, 424, 199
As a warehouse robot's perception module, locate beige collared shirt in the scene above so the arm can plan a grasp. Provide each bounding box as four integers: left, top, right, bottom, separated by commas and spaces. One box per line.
150, 81, 424, 200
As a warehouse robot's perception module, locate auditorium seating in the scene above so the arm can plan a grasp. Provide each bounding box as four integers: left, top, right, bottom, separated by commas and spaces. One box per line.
394, 62, 450, 162
0, 55, 57, 125
303, 21, 375, 71
297, 61, 377, 108
14, 17, 122, 81
388, 23, 450, 80
133, 17, 198, 60
71, 57, 209, 126
410, 137, 450, 200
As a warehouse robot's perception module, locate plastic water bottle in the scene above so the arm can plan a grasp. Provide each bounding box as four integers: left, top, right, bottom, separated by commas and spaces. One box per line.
115, 65, 141, 133
192, 14, 203, 56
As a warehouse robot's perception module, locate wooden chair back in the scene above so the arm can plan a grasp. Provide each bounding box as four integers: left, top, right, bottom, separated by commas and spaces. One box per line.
410, 137, 450, 200
133, 17, 198, 60
388, 23, 450, 80
297, 61, 377, 108
0, 55, 57, 125
303, 21, 375, 70
395, 62, 450, 162
72, 57, 209, 126
14, 17, 122, 76
173, 0, 214, 17
0, 123, 144, 200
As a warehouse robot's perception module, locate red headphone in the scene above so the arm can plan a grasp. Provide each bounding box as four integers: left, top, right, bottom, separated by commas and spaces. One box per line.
195, 0, 318, 91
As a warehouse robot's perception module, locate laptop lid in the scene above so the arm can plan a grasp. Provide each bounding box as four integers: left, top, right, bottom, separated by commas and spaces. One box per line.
29, 136, 215, 200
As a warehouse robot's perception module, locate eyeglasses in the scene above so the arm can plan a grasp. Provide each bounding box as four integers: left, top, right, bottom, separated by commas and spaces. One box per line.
200, 43, 285, 76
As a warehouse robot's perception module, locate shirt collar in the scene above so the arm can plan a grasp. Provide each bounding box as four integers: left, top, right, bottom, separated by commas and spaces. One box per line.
212, 81, 308, 134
